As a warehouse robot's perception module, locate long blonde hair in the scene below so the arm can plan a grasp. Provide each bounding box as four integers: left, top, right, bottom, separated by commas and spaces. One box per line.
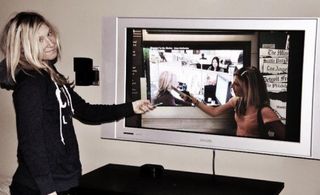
0, 11, 71, 86
157, 71, 177, 96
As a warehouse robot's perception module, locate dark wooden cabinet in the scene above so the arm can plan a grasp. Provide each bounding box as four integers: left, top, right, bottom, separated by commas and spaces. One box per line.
75, 164, 284, 195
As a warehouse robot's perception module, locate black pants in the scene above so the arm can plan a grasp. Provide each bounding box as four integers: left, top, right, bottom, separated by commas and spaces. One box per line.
10, 182, 77, 195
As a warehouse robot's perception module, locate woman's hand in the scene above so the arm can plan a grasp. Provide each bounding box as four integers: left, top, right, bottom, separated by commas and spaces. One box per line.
171, 86, 199, 106
132, 100, 155, 114
180, 93, 199, 106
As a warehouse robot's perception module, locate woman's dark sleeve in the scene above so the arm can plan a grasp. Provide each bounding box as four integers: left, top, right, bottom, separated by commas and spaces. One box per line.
70, 88, 135, 124
13, 77, 56, 195
261, 107, 286, 140
265, 121, 286, 140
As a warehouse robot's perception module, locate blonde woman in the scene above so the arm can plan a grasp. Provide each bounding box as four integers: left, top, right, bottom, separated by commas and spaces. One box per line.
153, 71, 191, 106
0, 12, 154, 195
182, 67, 285, 139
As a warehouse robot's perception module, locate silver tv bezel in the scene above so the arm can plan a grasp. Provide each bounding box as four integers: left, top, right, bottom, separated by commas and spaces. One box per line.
101, 16, 320, 159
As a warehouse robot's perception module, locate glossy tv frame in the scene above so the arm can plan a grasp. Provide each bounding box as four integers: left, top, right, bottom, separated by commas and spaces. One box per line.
101, 16, 320, 159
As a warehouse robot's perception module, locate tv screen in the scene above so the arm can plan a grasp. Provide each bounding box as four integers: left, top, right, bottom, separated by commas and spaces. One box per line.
102, 17, 320, 159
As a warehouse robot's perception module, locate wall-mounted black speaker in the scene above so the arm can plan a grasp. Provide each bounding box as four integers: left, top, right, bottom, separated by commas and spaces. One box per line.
73, 57, 95, 86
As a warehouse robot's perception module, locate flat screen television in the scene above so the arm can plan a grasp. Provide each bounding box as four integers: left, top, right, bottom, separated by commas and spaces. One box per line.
101, 17, 320, 159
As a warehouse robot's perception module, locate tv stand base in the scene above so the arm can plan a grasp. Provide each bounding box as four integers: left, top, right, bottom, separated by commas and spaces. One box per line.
74, 163, 284, 195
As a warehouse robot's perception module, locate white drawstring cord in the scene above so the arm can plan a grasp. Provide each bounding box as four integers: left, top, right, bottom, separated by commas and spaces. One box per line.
54, 82, 66, 145
63, 85, 74, 114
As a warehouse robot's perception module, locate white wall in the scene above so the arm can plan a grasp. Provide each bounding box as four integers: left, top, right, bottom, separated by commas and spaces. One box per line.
1, 0, 320, 195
